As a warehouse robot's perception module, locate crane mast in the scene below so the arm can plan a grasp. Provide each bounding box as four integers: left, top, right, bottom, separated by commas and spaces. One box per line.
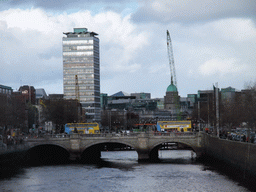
167, 30, 177, 90
75, 75, 82, 123
75, 75, 80, 101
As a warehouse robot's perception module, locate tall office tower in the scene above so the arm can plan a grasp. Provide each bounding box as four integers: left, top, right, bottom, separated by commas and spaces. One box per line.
63, 28, 100, 122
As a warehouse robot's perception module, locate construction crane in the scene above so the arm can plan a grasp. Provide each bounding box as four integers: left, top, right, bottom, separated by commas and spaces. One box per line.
75, 75, 80, 101
75, 75, 82, 123
167, 30, 181, 119
167, 30, 177, 90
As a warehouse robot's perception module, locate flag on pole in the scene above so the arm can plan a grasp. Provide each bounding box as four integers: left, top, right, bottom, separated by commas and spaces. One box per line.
40, 99, 46, 108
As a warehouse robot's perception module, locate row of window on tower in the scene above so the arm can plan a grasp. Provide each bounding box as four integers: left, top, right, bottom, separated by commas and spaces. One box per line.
63, 40, 94, 45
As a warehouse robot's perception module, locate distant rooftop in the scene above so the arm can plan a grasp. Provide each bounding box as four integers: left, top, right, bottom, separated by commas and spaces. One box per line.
0, 84, 12, 90
74, 28, 88, 33
63, 28, 98, 36
36, 88, 47, 99
221, 86, 236, 92
111, 91, 130, 97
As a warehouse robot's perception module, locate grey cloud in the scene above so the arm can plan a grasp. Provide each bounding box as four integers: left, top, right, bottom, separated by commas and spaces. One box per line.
0, 26, 62, 90
38, 46, 62, 60
131, 0, 256, 24
2, 0, 122, 11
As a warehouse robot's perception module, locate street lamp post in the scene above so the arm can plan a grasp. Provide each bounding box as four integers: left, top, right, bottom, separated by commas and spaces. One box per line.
198, 101, 200, 133
123, 109, 127, 130
215, 83, 220, 137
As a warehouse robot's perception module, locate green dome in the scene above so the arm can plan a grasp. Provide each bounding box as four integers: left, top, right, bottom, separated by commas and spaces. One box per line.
166, 83, 177, 92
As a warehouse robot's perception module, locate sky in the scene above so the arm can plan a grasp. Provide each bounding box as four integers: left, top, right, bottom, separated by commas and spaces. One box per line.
0, 0, 256, 98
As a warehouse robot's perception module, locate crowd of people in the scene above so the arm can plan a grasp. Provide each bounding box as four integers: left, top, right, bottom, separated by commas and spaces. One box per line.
0, 132, 26, 150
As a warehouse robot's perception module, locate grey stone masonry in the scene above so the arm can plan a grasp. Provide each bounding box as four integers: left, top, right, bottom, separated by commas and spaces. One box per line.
25, 132, 203, 161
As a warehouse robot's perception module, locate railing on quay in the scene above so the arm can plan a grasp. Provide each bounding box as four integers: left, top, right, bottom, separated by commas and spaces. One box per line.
76, 132, 197, 138
153, 132, 197, 137
79, 132, 142, 138
31, 133, 142, 138
25, 134, 71, 139
0, 143, 29, 154
0, 134, 29, 154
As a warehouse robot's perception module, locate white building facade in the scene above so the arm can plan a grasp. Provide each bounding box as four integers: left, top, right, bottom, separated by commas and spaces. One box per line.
63, 28, 100, 122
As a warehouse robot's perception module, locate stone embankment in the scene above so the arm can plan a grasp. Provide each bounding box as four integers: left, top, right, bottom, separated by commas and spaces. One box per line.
202, 133, 256, 177
0, 144, 29, 166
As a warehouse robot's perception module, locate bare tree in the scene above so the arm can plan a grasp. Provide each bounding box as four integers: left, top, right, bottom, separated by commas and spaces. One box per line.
242, 85, 256, 131
42, 99, 80, 133
220, 99, 238, 132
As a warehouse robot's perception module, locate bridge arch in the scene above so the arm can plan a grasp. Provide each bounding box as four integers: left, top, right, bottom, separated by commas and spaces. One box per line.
150, 140, 197, 152
26, 144, 70, 164
81, 140, 136, 152
28, 143, 70, 152
149, 140, 198, 161
80, 141, 137, 162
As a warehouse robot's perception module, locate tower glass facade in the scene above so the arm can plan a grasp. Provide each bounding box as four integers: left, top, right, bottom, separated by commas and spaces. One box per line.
63, 28, 100, 122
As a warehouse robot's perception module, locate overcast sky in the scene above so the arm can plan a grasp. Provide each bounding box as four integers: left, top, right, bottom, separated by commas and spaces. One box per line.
0, 0, 256, 98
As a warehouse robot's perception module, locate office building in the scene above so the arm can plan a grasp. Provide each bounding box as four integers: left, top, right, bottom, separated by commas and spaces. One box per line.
131, 92, 151, 99
63, 28, 100, 122
221, 86, 236, 101
18, 85, 36, 105
0, 84, 12, 95
36, 88, 47, 99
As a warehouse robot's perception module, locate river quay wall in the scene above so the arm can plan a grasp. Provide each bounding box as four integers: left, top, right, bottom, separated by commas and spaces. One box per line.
202, 133, 256, 176
0, 145, 29, 166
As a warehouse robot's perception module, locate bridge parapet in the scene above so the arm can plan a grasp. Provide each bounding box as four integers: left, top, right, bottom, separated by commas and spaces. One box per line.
25, 132, 198, 140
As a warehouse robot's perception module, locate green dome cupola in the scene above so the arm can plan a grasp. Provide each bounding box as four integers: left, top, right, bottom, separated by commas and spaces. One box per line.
167, 83, 177, 92
166, 77, 178, 92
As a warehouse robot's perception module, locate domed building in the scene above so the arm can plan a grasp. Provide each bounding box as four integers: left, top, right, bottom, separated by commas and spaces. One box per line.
164, 79, 180, 115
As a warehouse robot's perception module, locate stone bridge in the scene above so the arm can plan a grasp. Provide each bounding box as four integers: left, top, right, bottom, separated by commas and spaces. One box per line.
25, 132, 203, 161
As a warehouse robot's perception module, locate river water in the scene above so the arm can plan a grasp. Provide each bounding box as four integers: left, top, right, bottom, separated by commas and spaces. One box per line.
0, 150, 252, 192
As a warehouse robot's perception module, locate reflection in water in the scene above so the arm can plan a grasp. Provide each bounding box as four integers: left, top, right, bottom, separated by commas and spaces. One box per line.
0, 165, 25, 179
157, 150, 196, 164
0, 150, 252, 192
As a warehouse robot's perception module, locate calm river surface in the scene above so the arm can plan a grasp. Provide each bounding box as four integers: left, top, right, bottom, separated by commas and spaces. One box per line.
0, 150, 252, 192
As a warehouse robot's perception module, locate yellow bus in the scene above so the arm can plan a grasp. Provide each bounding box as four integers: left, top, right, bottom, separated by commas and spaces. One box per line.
65, 123, 100, 134
157, 121, 192, 132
